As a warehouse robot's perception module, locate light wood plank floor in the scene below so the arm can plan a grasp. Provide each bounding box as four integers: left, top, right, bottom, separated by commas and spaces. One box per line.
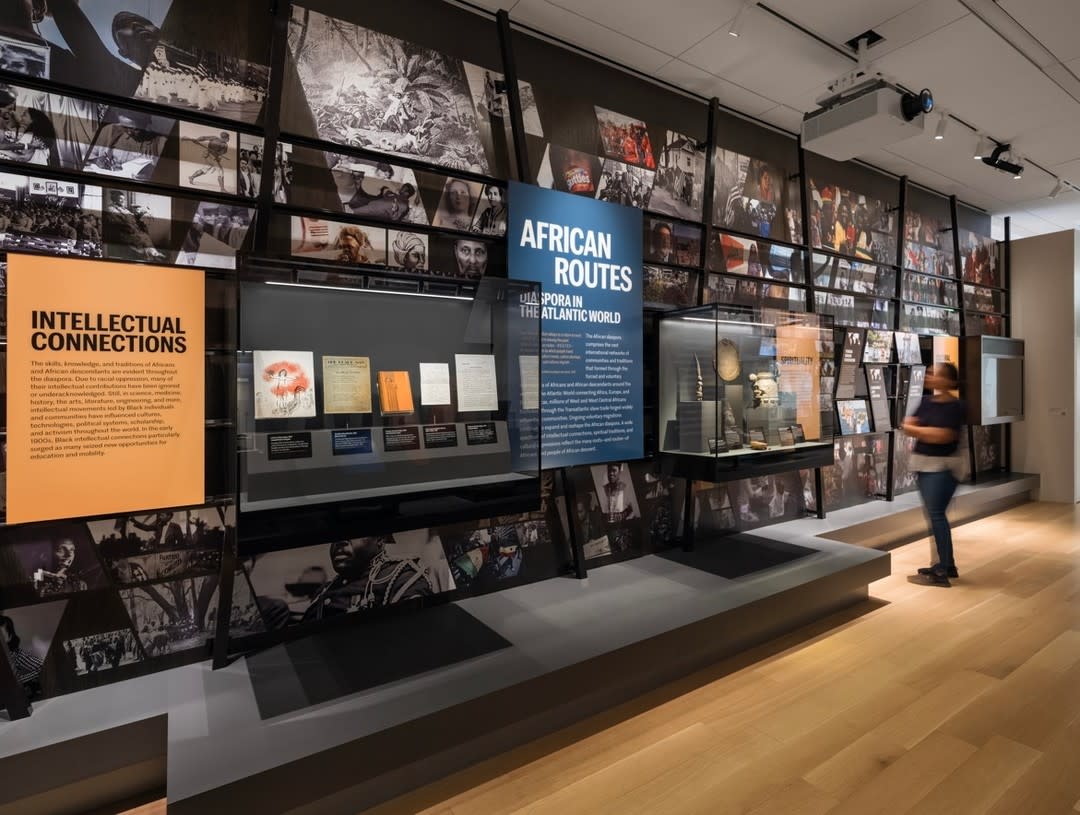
124, 501, 1080, 815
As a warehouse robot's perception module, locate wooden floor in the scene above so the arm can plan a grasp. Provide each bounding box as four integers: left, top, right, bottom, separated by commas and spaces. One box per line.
125, 501, 1080, 815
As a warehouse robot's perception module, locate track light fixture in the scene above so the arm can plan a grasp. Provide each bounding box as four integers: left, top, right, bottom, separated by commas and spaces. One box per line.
728, 1, 757, 38
934, 112, 947, 140
1050, 179, 1064, 199
973, 134, 992, 160
982, 142, 1023, 177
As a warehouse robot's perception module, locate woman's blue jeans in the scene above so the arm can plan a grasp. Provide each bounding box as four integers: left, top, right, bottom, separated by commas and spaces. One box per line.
918, 469, 958, 572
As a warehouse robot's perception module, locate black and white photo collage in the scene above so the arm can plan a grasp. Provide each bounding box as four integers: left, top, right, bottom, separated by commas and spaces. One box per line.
693, 473, 807, 536
902, 271, 958, 308
707, 231, 805, 283
0, 503, 261, 701
900, 302, 961, 336
814, 292, 895, 332
0, 1, 271, 125
809, 435, 890, 513
235, 473, 564, 634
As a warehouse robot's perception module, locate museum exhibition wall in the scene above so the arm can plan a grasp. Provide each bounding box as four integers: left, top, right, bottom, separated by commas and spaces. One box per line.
0, 0, 1009, 714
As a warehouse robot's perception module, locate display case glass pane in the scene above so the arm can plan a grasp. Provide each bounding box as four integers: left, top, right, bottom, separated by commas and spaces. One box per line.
237, 276, 541, 532
658, 304, 835, 481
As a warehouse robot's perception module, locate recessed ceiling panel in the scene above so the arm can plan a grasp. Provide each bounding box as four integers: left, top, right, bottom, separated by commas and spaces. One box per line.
997, 0, 1080, 64
654, 60, 778, 115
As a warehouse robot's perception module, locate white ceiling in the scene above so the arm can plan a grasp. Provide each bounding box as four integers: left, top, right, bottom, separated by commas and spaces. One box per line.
466, 0, 1080, 238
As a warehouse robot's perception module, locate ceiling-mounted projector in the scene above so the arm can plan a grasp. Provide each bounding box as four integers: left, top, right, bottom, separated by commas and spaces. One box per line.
801, 78, 933, 161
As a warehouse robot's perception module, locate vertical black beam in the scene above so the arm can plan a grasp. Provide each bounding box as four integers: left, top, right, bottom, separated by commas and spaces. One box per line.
1004, 215, 1013, 474
211, 519, 239, 669
558, 469, 587, 579
950, 195, 966, 339
886, 176, 906, 503
798, 137, 827, 518
682, 482, 696, 551
697, 98, 721, 305
251, 0, 293, 255
798, 135, 815, 313
496, 10, 531, 183
0, 634, 32, 720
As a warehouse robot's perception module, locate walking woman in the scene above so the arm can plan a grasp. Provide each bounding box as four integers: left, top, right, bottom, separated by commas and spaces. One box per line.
902, 362, 967, 587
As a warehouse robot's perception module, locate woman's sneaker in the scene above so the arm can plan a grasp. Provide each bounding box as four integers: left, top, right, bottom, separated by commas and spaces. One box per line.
918, 566, 959, 579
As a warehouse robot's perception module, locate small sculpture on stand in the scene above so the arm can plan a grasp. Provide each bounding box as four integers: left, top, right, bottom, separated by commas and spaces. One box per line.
693, 353, 703, 401
748, 369, 780, 408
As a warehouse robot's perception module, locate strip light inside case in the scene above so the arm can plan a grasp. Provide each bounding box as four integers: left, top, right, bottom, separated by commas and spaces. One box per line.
265, 281, 473, 301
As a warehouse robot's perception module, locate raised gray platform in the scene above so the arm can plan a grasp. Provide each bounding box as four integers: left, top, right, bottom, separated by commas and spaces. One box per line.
0, 474, 1035, 815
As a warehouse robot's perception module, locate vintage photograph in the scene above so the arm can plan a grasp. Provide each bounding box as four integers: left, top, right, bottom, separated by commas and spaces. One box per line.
960, 229, 999, 287
1, 600, 66, 698
239, 135, 293, 203
89, 506, 232, 586
14, 0, 174, 97
713, 149, 789, 240
176, 202, 253, 270
837, 399, 872, 435
387, 229, 429, 273
863, 329, 894, 364
471, 184, 506, 237
596, 159, 654, 209
0, 171, 103, 258
0, 33, 50, 79
727, 475, 806, 526
649, 131, 704, 221
444, 521, 548, 589
0, 82, 106, 171
121, 575, 215, 657
290, 216, 387, 265
594, 106, 655, 169
134, 40, 268, 124
808, 181, 895, 264
432, 177, 483, 231
6, 522, 105, 599
102, 187, 171, 262
64, 629, 141, 675
643, 265, 696, 308
253, 350, 317, 419
328, 153, 426, 224
246, 531, 454, 627
287, 8, 489, 173
179, 122, 237, 194
83, 107, 174, 182
536, 144, 602, 197
428, 235, 491, 280
462, 62, 544, 136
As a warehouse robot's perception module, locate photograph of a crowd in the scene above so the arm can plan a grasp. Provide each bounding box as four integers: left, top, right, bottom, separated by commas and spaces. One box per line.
694, 473, 807, 535
960, 229, 999, 287
814, 292, 895, 331
900, 302, 961, 335
811, 436, 890, 512
643, 265, 698, 308
713, 149, 796, 242
808, 180, 896, 265
903, 211, 955, 277
903, 271, 958, 307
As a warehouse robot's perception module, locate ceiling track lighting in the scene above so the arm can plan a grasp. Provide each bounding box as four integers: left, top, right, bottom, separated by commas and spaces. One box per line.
973, 134, 993, 160
982, 142, 1023, 178
1050, 179, 1064, 199
728, 0, 757, 38
934, 111, 948, 140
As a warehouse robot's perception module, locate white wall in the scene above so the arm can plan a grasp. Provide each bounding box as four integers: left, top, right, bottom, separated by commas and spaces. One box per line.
1009, 230, 1078, 502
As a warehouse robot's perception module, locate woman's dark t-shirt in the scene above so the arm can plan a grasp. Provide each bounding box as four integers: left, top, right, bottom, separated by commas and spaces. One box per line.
914, 398, 966, 456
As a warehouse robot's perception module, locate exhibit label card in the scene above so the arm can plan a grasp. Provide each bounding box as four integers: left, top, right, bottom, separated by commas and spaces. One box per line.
519, 354, 540, 411
836, 328, 864, 400
865, 365, 891, 431
418, 362, 452, 406
254, 350, 317, 419
6, 256, 205, 524
322, 355, 372, 414
454, 354, 498, 412
508, 180, 644, 468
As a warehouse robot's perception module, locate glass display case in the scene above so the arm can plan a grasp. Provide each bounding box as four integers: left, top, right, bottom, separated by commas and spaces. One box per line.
237, 274, 542, 547
658, 304, 836, 481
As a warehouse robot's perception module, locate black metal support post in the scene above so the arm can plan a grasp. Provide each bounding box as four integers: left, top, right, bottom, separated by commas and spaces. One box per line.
559, 469, 588, 579
697, 98, 721, 305
250, 0, 293, 255
1004, 215, 1013, 475
682, 481, 697, 551
496, 10, 531, 183
886, 176, 907, 503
